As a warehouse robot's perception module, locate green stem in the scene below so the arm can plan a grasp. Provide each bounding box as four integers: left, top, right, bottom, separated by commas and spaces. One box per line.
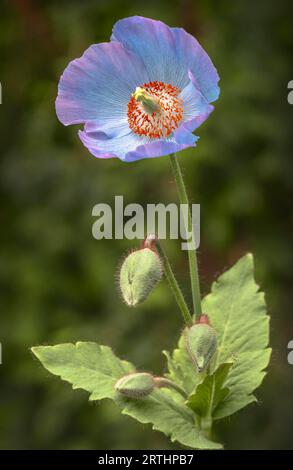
200, 416, 213, 440
199, 369, 214, 439
153, 377, 188, 399
169, 153, 202, 319
155, 240, 192, 326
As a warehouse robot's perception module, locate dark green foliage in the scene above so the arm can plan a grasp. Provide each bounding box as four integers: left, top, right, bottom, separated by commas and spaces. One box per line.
0, 0, 293, 449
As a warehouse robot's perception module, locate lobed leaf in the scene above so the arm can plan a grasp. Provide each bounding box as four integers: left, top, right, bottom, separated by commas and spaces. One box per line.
201, 254, 271, 418
166, 254, 271, 420
32, 342, 221, 449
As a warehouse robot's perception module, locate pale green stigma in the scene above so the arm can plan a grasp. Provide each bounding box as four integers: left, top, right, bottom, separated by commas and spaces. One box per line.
132, 86, 161, 114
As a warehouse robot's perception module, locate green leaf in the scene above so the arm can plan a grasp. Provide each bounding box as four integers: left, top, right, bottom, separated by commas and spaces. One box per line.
213, 349, 271, 419
118, 390, 221, 449
32, 342, 221, 449
202, 253, 271, 419
165, 254, 271, 421
32, 342, 135, 400
186, 362, 233, 417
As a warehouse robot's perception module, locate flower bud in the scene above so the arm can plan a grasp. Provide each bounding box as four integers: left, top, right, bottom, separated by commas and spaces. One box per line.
115, 372, 155, 399
184, 316, 217, 372
119, 247, 162, 307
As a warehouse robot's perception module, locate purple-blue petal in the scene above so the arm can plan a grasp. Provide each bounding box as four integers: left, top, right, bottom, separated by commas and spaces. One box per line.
78, 127, 198, 162
175, 70, 214, 143
124, 137, 198, 162
111, 16, 220, 103
78, 128, 145, 160
56, 41, 149, 132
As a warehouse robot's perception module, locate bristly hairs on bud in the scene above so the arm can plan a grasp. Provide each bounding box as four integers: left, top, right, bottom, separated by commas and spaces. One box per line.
119, 235, 163, 307
184, 314, 218, 373
115, 372, 187, 399
115, 372, 155, 399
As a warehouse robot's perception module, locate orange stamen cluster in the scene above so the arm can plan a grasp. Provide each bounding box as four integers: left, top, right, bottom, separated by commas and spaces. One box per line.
127, 81, 183, 139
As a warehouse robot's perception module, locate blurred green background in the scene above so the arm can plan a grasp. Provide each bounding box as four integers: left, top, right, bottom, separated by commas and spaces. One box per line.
1, 0, 293, 450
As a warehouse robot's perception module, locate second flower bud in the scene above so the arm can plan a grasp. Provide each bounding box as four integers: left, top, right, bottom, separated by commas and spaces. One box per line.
119, 245, 163, 307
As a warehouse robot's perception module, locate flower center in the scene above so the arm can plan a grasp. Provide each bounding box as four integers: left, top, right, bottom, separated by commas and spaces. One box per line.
127, 82, 183, 139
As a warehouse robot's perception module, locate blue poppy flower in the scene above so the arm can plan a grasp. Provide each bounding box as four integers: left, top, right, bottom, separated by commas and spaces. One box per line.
56, 16, 220, 162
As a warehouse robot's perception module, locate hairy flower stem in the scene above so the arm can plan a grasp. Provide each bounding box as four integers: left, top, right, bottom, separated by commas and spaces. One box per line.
169, 153, 202, 319
199, 416, 213, 440
155, 240, 192, 326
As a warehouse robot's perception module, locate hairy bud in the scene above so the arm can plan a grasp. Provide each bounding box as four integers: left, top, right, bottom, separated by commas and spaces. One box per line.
119, 248, 162, 307
184, 315, 217, 372
115, 373, 155, 399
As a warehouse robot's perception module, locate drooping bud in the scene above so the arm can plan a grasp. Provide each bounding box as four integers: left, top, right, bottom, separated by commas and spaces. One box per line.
119, 247, 163, 307
115, 373, 155, 399
184, 315, 217, 372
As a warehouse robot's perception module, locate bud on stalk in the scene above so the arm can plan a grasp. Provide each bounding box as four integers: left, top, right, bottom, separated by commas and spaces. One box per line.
115, 373, 155, 398
119, 246, 162, 307
115, 372, 187, 399
184, 315, 217, 372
